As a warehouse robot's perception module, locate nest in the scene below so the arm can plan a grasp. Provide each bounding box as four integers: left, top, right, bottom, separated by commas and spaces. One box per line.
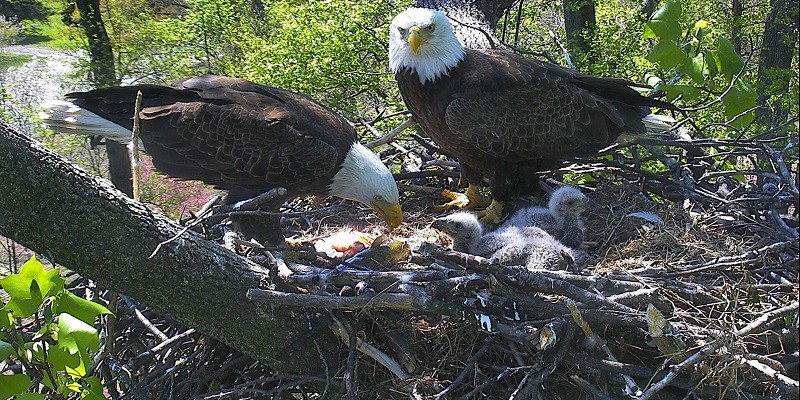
17, 127, 799, 399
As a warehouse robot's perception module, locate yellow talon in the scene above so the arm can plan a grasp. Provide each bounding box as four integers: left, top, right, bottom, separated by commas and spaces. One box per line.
476, 200, 504, 225
434, 189, 471, 211
435, 184, 492, 212
464, 185, 491, 209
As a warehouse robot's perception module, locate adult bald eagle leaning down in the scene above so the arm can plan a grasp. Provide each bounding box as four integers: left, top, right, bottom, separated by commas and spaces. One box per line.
389, 8, 677, 223
40, 75, 402, 244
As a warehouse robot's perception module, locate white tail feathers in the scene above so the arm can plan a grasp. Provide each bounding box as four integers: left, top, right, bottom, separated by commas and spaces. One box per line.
39, 100, 133, 143
642, 113, 676, 134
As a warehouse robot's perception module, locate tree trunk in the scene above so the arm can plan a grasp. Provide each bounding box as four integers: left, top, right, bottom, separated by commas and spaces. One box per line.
563, 0, 597, 70
756, 0, 798, 127
73, 0, 133, 197
416, 0, 514, 49
731, 0, 743, 54
0, 121, 340, 375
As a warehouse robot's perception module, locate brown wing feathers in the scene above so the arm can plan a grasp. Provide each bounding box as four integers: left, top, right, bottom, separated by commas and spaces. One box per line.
447, 49, 673, 160
66, 75, 354, 196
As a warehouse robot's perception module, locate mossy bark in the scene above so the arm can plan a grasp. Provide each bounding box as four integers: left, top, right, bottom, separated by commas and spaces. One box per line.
0, 121, 340, 375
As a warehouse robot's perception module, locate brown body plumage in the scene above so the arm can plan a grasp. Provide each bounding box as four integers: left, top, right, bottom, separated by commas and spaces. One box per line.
66, 75, 355, 201
396, 48, 674, 201
41, 75, 402, 244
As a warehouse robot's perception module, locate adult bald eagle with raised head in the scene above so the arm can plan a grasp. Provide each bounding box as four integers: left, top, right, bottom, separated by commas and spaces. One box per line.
40, 75, 402, 244
389, 8, 676, 223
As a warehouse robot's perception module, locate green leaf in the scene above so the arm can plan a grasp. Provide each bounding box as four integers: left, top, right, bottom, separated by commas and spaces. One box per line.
722, 78, 757, 129
48, 340, 85, 376
54, 292, 112, 326
1, 257, 64, 318
646, 41, 687, 71
663, 84, 701, 102
58, 313, 100, 353
692, 19, 708, 42
644, 0, 682, 40
715, 37, 744, 81
0, 373, 32, 399
13, 393, 48, 400
82, 376, 108, 400
678, 53, 707, 84
0, 308, 12, 329
28, 340, 49, 362
651, 0, 683, 22
0, 339, 13, 360
644, 20, 682, 41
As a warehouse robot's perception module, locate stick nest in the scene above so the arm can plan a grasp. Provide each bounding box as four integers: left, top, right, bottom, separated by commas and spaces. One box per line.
48, 127, 800, 398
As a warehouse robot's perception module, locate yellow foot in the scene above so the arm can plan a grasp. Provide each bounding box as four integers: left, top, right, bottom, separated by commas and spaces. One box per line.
434, 185, 491, 212
476, 200, 505, 225
435, 189, 470, 212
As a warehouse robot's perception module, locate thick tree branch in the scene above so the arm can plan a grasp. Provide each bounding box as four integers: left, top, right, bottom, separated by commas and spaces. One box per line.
0, 121, 338, 375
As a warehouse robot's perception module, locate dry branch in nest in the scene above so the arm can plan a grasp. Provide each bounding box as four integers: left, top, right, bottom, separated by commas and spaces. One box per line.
32, 119, 798, 399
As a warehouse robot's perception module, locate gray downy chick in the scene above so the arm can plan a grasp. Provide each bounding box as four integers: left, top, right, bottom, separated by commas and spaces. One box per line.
499, 186, 589, 248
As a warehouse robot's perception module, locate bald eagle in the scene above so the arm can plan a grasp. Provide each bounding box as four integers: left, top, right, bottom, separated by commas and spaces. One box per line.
389, 8, 676, 223
40, 75, 402, 244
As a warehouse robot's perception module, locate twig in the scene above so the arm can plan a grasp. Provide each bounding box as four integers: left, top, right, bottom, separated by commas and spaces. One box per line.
567, 301, 641, 396
434, 337, 492, 399
329, 314, 411, 380
120, 295, 168, 342
671, 240, 797, 275
365, 117, 415, 148
129, 90, 143, 202
638, 302, 800, 399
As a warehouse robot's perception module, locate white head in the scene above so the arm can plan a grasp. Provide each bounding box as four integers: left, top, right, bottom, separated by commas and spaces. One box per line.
329, 142, 402, 229
389, 8, 465, 84
549, 186, 589, 218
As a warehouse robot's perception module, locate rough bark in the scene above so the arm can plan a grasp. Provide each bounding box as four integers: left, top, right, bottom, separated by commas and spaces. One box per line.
756, 0, 798, 126
73, 0, 132, 197
0, 121, 340, 375
731, 0, 743, 54
417, 0, 514, 49
562, 0, 597, 69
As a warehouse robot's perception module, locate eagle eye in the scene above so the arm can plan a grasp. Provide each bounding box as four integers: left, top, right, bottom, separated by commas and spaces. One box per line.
397, 27, 406, 34
374, 194, 384, 202
426, 24, 435, 32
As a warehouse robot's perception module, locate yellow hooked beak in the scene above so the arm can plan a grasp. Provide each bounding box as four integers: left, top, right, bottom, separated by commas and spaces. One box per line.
408, 25, 423, 53
373, 201, 403, 229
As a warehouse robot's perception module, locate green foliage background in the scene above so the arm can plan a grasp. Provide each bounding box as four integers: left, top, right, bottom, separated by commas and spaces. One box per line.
100, 0, 412, 131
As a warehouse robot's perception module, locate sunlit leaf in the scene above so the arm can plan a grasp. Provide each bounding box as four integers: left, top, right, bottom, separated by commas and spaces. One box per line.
722, 78, 757, 129
651, 0, 683, 22
679, 53, 707, 84
48, 340, 85, 377
715, 37, 744, 82
58, 313, 100, 353
646, 41, 686, 71
663, 84, 701, 102
54, 292, 112, 326
1, 257, 64, 318
644, 20, 682, 41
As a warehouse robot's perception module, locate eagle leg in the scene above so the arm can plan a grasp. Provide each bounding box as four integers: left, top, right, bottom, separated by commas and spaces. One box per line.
476, 200, 504, 225
434, 184, 491, 212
